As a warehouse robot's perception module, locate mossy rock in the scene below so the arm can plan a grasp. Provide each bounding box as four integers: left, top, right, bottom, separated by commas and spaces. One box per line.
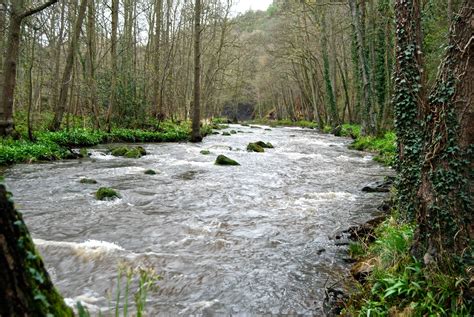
230, 130, 237, 134
200, 150, 211, 155
215, 155, 240, 166
247, 143, 265, 153
212, 131, 220, 135
136, 146, 147, 155
241, 123, 249, 126
144, 169, 157, 175
124, 148, 142, 158
222, 132, 231, 136
264, 128, 272, 131
95, 187, 120, 200
255, 141, 274, 149
111, 146, 129, 156
80, 148, 89, 157
79, 178, 97, 184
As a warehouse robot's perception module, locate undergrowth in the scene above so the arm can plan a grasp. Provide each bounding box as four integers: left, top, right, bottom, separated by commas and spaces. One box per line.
344, 217, 472, 316
0, 120, 212, 166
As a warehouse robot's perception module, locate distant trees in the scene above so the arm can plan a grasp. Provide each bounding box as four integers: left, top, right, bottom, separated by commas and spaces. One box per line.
0, 0, 58, 137
191, 0, 203, 142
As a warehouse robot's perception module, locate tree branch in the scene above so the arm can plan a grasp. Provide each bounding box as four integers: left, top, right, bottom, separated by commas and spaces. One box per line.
20, 0, 59, 19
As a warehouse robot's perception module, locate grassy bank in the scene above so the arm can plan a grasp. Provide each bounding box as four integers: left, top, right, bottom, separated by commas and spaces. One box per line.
0, 120, 212, 166
247, 118, 318, 129
344, 216, 472, 316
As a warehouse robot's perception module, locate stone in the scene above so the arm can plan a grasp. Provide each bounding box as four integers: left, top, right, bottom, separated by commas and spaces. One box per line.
124, 148, 142, 159
255, 141, 274, 149
111, 147, 128, 157
222, 132, 231, 136
215, 155, 240, 166
95, 187, 120, 200
79, 178, 97, 184
200, 150, 211, 155
144, 169, 157, 175
247, 143, 265, 153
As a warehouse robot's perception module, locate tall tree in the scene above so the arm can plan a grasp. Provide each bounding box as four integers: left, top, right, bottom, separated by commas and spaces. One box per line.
413, 2, 473, 269
191, 0, 202, 142
106, 0, 119, 131
50, 0, 88, 131
0, 0, 59, 136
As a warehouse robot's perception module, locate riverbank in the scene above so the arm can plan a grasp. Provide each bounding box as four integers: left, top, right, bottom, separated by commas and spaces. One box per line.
0, 121, 214, 166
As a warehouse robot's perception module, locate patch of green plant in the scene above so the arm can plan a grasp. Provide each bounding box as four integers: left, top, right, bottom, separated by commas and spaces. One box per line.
350, 131, 397, 166
345, 219, 472, 316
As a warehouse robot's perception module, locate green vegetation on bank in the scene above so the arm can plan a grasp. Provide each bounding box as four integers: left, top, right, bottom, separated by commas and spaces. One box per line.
0, 117, 213, 166
345, 217, 472, 316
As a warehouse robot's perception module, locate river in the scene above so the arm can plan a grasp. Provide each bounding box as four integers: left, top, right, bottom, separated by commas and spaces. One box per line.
4, 124, 391, 316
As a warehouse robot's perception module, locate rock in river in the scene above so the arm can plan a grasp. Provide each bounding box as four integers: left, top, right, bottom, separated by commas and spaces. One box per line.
215, 155, 240, 166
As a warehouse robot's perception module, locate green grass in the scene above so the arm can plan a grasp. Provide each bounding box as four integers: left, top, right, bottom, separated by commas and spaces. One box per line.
344, 218, 472, 316
0, 119, 213, 166
348, 129, 397, 166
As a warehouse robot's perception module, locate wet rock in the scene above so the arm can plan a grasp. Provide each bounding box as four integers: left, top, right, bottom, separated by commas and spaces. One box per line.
264, 128, 272, 131
250, 125, 262, 129
230, 130, 237, 134
255, 141, 274, 149
136, 146, 147, 156
222, 132, 231, 136
215, 155, 240, 166
324, 287, 349, 316
240, 123, 249, 126
200, 150, 211, 155
176, 171, 200, 180
332, 125, 342, 137
95, 187, 120, 200
247, 143, 265, 153
124, 148, 142, 159
237, 130, 245, 133
212, 131, 220, 135
79, 178, 97, 184
362, 178, 393, 193
144, 169, 157, 175
79, 148, 90, 157
111, 146, 129, 157
344, 215, 386, 242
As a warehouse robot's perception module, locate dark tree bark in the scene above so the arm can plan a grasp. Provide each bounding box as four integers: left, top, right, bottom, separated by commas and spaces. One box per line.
50, 0, 88, 131
0, 185, 73, 316
0, 0, 58, 137
191, 0, 202, 143
106, 0, 119, 132
413, 2, 473, 269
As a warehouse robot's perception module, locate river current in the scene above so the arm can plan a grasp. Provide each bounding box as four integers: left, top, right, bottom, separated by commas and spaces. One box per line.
5, 124, 391, 316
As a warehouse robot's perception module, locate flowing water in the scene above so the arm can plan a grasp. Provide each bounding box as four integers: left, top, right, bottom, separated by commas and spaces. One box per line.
4, 124, 392, 316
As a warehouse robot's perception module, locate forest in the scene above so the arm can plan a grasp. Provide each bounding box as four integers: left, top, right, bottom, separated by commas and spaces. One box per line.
0, 0, 472, 316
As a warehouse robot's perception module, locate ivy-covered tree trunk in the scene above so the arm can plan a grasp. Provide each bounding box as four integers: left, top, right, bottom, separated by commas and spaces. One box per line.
412, 2, 473, 269
0, 185, 73, 316
393, 0, 425, 220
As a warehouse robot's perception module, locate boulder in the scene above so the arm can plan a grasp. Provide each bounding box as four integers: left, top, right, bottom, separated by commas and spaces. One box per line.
255, 141, 274, 149
111, 146, 128, 157
200, 150, 211, 155
144, 169, 157, 175
79, 178, 97, 184
230, 130, 237, 134
124, 148, 142, 158
247, 143, 265, 153
136, 146, 147, 155
95, 187, 120, 200
215, 155, 240, 166
222, 132, 231, 136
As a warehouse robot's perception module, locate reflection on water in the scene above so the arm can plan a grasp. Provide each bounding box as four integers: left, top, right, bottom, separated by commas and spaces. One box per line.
5, 124, 391, 315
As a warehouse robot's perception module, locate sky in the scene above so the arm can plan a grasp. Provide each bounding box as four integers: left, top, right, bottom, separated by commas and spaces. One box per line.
234, 0, 273, 13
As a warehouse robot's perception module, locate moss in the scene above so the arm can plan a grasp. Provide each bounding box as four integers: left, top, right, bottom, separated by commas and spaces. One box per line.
79, 178, 97, 184
144, 169, 157, 175
111, 146, 129, 157
79, 148, 89, 157
200, 150, 211, 155
215, 155, 240, 166
247, 143, 265, 153
136, 146, 147, 155
255, 141, 274, 149
124, 148, 142, 159
96, 187, 120, 200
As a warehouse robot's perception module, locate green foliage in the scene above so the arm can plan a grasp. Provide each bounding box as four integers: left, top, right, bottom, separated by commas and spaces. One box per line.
350, 131, 397, 166
346, 219, 472, 316
249, 119, 318, 129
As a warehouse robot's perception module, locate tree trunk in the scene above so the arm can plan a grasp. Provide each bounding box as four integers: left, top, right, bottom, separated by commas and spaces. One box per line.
191, 0, 202, 142
393, 0, 426, 221
412, 2, 473, 269
50, 0, 87, 131
152, 0, 164, 120
106, 0, 119, 132
0, 185, 73, 316
348, 0, 375, 135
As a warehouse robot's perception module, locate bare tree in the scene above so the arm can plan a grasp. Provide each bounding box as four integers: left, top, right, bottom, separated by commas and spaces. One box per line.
191, 0, 202, 142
